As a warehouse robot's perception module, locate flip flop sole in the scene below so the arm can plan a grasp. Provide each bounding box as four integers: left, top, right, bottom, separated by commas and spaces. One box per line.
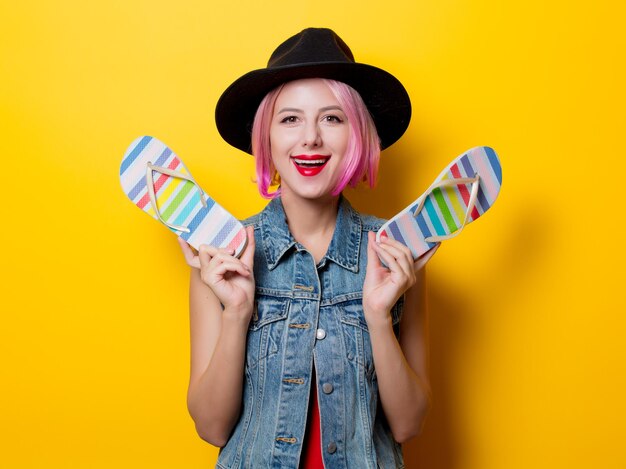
120, 136, 247, 256
377, 146, 502, 259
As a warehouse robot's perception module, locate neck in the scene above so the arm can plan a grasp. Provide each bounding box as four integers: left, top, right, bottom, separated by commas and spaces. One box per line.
279, 191, 340, 263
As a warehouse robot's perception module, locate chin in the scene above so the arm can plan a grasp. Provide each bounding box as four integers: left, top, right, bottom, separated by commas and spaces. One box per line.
284, 186, 336, 201
303, 190, 338, 202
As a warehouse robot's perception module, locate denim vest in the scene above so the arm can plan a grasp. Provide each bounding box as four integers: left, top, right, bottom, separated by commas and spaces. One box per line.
216, 197, 405, 469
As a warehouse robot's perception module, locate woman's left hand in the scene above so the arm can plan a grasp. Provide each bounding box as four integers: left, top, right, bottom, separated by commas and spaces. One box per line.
363, 231, 439, 324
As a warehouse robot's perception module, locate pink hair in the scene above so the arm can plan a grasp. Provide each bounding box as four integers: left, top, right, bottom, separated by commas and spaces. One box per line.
251, 79, 381, 199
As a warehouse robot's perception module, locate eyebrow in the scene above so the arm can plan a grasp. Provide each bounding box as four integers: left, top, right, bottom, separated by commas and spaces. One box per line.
276, 105, 344, 114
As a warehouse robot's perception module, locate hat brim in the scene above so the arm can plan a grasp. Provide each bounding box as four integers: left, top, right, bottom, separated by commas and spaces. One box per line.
215, 62, 411, 154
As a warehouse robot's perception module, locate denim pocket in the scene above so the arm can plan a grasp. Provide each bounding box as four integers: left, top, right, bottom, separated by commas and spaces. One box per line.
246, 295, 290, 370
339, 298, 404, 377
338, 300, 375, 377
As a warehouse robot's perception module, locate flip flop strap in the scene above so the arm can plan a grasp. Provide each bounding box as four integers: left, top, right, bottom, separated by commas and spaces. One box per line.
145, 162, 208, 233
413, 175, 481, 243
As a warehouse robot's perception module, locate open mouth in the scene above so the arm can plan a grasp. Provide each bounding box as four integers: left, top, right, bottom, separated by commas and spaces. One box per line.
291, 155, 331, 176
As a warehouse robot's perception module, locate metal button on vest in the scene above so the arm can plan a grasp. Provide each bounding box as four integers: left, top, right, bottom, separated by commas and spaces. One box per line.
316, 328, 326, 340
322, 383, 334, 394
327, 441, 337, 454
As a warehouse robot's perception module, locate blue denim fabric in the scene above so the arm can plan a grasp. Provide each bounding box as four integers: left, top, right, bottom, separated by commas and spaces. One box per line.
216, 196, 405, 469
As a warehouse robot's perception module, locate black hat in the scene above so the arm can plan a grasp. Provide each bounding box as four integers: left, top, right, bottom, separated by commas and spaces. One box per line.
215, 28, 411, 154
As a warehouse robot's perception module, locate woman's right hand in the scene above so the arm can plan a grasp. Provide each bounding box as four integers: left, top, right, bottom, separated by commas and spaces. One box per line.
177, 225, 256, 316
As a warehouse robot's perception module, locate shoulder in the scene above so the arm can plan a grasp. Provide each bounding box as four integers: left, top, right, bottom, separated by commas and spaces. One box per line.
241, 212, 261, 229
240, 199, 276, 230
240, 211, 267, 251
354, 209, 386, 234
340, 196, 386, 235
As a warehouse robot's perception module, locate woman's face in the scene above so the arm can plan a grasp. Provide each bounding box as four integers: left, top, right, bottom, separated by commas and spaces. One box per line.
269, 78, 349, 201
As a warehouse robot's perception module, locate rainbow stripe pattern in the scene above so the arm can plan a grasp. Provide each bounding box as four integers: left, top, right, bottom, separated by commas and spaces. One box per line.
120, 136, 247, 256
377, 146, 502, 259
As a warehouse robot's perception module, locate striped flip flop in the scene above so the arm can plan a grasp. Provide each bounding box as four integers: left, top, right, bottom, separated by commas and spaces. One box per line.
377, 146, 502, 259
120, 136, 247, 256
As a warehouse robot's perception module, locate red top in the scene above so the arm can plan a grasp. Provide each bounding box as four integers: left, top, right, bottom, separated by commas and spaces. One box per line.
300, 373, 324, 468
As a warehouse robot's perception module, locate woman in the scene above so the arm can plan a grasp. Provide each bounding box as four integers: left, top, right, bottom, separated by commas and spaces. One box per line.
178, 28, 437, 469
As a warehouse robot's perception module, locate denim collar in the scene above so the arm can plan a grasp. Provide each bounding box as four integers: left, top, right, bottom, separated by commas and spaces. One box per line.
259, 196, 362, 272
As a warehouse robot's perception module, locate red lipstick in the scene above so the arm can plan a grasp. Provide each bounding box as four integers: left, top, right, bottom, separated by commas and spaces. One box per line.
290, 154, 330, 177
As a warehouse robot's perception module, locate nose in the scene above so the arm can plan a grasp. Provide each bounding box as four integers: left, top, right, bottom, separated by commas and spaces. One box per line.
302, 120, 321, 148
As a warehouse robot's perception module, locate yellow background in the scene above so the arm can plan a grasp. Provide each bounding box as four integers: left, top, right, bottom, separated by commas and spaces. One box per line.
1, 1, 624, 467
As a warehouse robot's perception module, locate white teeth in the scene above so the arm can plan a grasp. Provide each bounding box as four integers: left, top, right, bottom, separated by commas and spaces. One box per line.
294, 158, 327, 165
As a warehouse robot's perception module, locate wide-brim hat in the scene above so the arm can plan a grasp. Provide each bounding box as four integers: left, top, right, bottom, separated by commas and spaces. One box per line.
215, 27, 411, 154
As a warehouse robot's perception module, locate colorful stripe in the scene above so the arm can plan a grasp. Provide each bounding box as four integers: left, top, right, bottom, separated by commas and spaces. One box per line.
189, 205, 238, 249
179, 198, 217, 242
120, 136, 152, 175
387, 221, 405, 245
211, 217, 238, 246
377, 146, 502, 258
136, 157, 181, 210
398, 211, 428, 258
450, 163, 480, 221
432, 187, 458, 232
161, 180, 195, 221
423, 196, 446, 236
127, 147, 173, 202
443, 181, 469, 225
227, 228, 247, 253
472, 150, 500, 205
415, 210, 433, 241
124, 140, 172, 198
120, 136, 247, 256
485, 147, 502, 184
171, 191, 201, 227
150, 164, 187, 218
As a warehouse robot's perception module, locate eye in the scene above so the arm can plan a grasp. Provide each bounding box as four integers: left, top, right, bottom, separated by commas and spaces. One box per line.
323, 115, 343, 123
280, 115, 299, 124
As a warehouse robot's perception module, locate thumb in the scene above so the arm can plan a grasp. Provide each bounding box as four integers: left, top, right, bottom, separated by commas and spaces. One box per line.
366, 231, 382, 271
240, 225, 256, 270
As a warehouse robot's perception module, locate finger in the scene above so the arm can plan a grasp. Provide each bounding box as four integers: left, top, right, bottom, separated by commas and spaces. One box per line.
367, 232, 383, 270
206, 249, 252, 273
414, 244, 440, 271
377, 239, 413, 266
379, 235, 418, 276
378, 235, 414, 261
198, 243, 225, 258
374, 239, 416, 285
376, 240, 414, 278
206, 250, 248, 272
177, 237, 201, 269
210, 259, 252, 279
199, 244, 239, 269
197, 244, 215, 268
177, 237, 194, 259
371, 240, 402, 272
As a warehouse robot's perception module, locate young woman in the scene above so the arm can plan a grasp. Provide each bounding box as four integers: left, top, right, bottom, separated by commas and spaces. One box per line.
178, 28, 437, 469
